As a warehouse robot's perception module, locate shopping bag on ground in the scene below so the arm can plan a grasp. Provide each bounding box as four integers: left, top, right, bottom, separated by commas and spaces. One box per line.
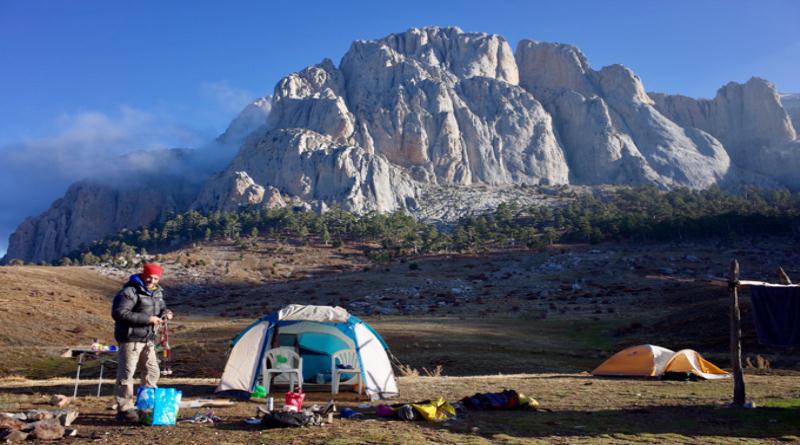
135, 387, 182, 425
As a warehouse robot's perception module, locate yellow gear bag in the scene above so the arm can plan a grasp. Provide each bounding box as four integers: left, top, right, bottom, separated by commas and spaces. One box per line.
411, 396, 456, 422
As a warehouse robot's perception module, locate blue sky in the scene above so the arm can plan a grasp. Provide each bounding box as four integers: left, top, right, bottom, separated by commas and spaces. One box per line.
0, 0, 798, 256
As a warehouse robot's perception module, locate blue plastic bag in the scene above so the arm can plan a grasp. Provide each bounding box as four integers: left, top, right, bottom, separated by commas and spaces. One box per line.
135, 387, 182, 425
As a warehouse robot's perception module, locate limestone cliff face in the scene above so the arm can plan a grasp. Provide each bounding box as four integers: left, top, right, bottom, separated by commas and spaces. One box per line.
5, 177, 198, 264
515, 40, 732, 188
195, 128, 419, 214
264, 27, 569, 187
781, 93, 800, 133
217, 96, 272, 145
651, 78, 798, 184
199, 27, 571, 218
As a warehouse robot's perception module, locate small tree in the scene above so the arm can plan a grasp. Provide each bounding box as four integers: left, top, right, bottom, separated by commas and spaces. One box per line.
321, 226, 331, 246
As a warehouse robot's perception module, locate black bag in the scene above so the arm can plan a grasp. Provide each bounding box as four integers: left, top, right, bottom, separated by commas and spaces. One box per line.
261, 411, 318, 428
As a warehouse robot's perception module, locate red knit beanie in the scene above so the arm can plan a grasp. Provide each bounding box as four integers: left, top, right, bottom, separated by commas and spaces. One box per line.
141, 263, 163, 279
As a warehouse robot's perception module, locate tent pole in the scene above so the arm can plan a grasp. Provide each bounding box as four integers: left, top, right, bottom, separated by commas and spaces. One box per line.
729, 259, 745, 406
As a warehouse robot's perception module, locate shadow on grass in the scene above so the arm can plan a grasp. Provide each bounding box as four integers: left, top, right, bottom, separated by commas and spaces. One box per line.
0, 382, 219, 398
431, 404, 800, 441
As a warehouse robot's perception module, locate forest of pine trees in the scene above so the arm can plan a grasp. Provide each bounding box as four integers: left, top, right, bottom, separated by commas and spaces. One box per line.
32, 186, 800, 267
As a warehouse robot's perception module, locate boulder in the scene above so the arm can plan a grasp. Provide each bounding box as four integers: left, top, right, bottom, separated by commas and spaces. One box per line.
31, 419, 65, 440
49, 394, 71, 408
1, 429, 28, 443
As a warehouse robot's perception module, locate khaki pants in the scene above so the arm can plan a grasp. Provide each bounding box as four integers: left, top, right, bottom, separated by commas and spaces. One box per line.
115, 341, 159, 413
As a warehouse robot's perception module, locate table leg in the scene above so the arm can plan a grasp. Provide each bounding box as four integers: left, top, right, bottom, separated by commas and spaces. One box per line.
73, 353, 84, 398
97, 361, 104, 397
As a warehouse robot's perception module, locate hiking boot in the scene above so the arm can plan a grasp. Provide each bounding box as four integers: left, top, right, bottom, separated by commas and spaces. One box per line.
115, 409, 138, 423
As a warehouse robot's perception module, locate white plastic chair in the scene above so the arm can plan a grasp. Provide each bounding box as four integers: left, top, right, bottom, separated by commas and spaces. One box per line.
331, 349, 362, 395
262, 347, 303, 395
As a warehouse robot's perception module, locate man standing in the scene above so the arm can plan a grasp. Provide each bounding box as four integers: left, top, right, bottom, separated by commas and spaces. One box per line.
111, 263, 173, 422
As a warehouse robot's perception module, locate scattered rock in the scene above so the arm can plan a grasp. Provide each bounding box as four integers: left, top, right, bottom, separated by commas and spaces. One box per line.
59, 409, 79, 427
25, 410, 53, 421
49, 394, 71, 408
0, 415, 25, 430
31, 419, 65, 440
1, 429, 28, 443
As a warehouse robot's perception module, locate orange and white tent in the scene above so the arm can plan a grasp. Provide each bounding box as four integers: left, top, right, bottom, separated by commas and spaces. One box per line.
662, 349, 730, 380
591, 344, 675, 377
592, 344, 730, 380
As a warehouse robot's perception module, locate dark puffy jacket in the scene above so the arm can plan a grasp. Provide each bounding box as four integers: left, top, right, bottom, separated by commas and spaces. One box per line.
111, 275, 167, 343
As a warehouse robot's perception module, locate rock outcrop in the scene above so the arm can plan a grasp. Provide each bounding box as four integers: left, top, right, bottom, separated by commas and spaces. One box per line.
651, 78, 796, 163
217, 96, 272, 146
651, 78, 798, 185
264, 28, 569, 186
6, 177, 198, 264
4, 149, 203, 264
781, 93, 800, 133
195, 128, 419, 214
515, 40, 732, 188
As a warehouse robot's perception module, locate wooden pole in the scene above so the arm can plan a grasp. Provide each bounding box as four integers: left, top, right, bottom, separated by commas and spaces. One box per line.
729, 259, 745, 406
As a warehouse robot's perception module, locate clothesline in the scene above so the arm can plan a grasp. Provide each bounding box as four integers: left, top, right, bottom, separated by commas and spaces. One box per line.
737, 280, 799, 287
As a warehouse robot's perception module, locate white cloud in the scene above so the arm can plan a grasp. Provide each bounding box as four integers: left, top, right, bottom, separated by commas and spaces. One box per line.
201, 81, 257, 115
0, 106, 210, 256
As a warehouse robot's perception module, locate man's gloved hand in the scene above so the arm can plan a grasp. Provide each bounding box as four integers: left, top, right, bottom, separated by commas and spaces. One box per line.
148, 316, 162, 325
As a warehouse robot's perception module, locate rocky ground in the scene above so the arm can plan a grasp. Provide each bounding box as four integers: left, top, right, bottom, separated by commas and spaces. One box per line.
1, 236, 799, 443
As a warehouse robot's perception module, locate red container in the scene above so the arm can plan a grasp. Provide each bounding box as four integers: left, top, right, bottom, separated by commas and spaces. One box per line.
284, 389, 305, 411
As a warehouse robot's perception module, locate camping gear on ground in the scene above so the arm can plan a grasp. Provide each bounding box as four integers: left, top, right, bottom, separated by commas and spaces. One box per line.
460, 389, 538, 410
518, 392, 540, 409
749, 284, 800, 347
261, 410, 323, 427
178, 409, 223, 424
339, 407, 362, 419
375, 404, 394, 417
135, 387, 182, 425
216, 305, 398, 400
179, 398, 236, 409
592, 344, 730, 380
411, 397, 456, 422
250, 402, 332, 428
250, 385, 267, 399
375, 403, 418, 421
264, 347, 304, 394
284, 389, 305, 412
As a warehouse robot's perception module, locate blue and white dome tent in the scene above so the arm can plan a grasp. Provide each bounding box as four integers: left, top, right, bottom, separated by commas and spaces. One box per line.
216, 305, 399, 400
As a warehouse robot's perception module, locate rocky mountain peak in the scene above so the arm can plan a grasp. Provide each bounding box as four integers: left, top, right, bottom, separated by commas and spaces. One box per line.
516, 40, 593, 97
217, 96, 272, 146
371, 27, 519, 85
